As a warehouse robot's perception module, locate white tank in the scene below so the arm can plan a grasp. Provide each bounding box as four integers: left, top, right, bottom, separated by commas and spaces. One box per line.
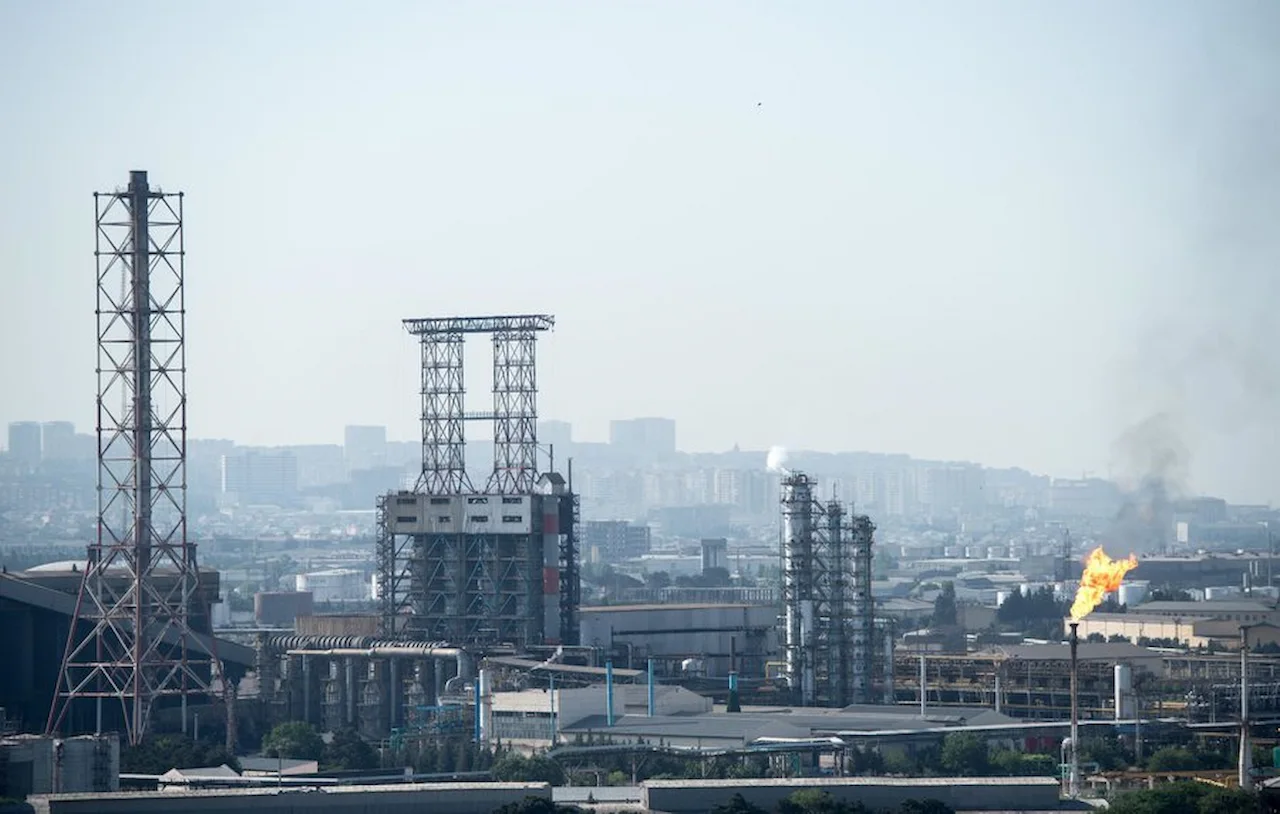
996, 591, 1011, 608
987, 546, 1006, 559
944, 545, 962, 558
1117, 582, 1149, 607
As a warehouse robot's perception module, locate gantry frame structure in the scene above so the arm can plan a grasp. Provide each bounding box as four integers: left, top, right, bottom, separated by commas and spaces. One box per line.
48, 171, 221, 745
402, 314, 554, 494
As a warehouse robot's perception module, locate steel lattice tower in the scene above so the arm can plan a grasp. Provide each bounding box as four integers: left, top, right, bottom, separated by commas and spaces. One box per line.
47, 170, 220, 745
403, 315, 554, 494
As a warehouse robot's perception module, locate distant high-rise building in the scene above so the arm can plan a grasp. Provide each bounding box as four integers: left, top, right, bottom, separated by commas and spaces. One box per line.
7, 421, 41, 468
220, 449, 299, 505
583, 520, 652, 560
41, 421, 77, 462
609, 417, 676, 459
344, 425, 387, 473
538, 420, 573, 457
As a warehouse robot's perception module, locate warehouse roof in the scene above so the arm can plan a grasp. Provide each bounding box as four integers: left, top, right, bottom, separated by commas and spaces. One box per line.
1138, 599, 1277, 613
0, 572, 254, 669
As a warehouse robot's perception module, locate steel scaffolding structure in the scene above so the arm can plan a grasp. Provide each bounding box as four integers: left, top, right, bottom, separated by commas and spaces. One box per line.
48, 171, 221, 745
403, 314, 554, 495
780, 472, 875, 707
377, 314, 579, 649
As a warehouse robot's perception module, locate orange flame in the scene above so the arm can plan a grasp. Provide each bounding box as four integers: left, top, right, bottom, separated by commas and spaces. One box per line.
1070, 547, 1139, 621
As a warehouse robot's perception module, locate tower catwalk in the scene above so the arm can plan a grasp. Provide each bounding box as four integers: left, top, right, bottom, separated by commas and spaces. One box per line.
48, 170, 221, 745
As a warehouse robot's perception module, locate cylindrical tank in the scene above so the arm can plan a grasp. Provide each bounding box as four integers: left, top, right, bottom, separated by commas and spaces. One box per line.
987, 546, 1006, 559
1114, 664, 1134, 719
1117, 582, 1149, 607
996, 591, 1012, 608
944, 545, 962, 558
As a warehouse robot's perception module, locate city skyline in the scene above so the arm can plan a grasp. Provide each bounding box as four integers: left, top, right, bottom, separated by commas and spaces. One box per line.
3, 3, 1278, 503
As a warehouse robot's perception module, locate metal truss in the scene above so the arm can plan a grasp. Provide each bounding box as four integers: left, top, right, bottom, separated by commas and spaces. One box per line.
375, 494, 415, 637
48, 171, 221, 745
560, 492, 582, 645
403, 314, 553, 494
489, 330, 539, 492
414, 333, 470, 494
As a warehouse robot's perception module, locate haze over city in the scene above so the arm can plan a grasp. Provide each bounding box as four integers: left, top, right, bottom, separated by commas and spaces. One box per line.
2, 1, 1279, 503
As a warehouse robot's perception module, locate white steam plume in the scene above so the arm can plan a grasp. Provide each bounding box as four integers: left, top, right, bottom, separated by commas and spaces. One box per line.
766, 445, 790, 473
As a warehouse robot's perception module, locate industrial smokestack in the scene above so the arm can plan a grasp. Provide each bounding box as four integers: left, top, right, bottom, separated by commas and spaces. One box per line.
606, 660, 615, 727
1068, 622, 1081, 799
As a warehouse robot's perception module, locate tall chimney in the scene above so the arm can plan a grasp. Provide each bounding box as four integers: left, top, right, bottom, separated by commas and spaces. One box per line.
1068, 622, 1080, 799
1239, 625, 1253, 790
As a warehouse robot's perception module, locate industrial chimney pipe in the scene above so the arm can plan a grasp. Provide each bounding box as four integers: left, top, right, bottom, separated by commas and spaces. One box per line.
1068, 622, 1080, 799
1240, 625, 1253, 790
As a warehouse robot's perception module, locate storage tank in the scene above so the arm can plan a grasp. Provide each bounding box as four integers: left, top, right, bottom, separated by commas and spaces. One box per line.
1117, 581, 1149, 607
987, 546, 1006, 559
995, 591, 1012, 608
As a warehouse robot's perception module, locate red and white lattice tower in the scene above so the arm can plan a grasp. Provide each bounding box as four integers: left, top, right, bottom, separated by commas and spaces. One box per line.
47, 170, 221, 745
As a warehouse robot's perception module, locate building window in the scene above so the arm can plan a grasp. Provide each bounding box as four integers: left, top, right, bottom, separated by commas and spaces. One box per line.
396, 516, 417, 523
430, 497, 450, 505
468, 497, 489, 504
437, 515, 451, 523
469, 515, 489, 523
502, 497, 523, 505
503, 515, 523, 523
396, 497, 417, 506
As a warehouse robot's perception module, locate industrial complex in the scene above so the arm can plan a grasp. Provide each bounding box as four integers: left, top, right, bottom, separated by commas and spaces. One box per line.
4, 169, 1280, 814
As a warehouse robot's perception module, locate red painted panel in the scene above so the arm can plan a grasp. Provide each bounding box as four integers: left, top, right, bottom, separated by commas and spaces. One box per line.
543, 567, 560, 594
543, 513, 559, 534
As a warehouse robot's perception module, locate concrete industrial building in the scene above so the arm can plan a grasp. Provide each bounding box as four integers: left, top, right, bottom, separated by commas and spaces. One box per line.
583, 519, 652, 561
578, 603, 778, 678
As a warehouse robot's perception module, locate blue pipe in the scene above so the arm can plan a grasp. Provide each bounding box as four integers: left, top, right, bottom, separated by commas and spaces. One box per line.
474, 679, 481, 743
549, 674, 557, 744
606, 661, 615, 726
647, 659, 656, 717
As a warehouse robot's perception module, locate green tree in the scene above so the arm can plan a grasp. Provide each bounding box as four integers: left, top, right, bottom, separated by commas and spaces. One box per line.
261, 721, 324, 761
491, 797, 581, 814
120, 734, 240, 773
709, 794, 767, 814
491, 753, 566, 785
932, 582, 958, 627
322, 727, 378, 771
776, 789, 871, 814
939, 732, 988, 776
1144, 747, 1199, 772
1107, 781, 1257, 814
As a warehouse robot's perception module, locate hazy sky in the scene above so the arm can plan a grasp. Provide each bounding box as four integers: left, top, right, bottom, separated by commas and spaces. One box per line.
2, 2, 1278, 502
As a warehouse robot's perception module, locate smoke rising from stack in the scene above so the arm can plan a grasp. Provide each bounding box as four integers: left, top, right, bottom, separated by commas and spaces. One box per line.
766, 445, 790, 473
1117, 7, 1280, 504
1108, 413, 1186, 554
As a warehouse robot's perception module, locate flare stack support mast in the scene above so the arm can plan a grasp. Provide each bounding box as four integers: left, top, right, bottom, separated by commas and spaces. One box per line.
48, 171, 221, 746
780, 472, 876, 707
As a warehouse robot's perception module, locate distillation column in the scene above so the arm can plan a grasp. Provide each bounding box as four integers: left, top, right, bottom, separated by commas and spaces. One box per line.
782, 474, 817, 705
